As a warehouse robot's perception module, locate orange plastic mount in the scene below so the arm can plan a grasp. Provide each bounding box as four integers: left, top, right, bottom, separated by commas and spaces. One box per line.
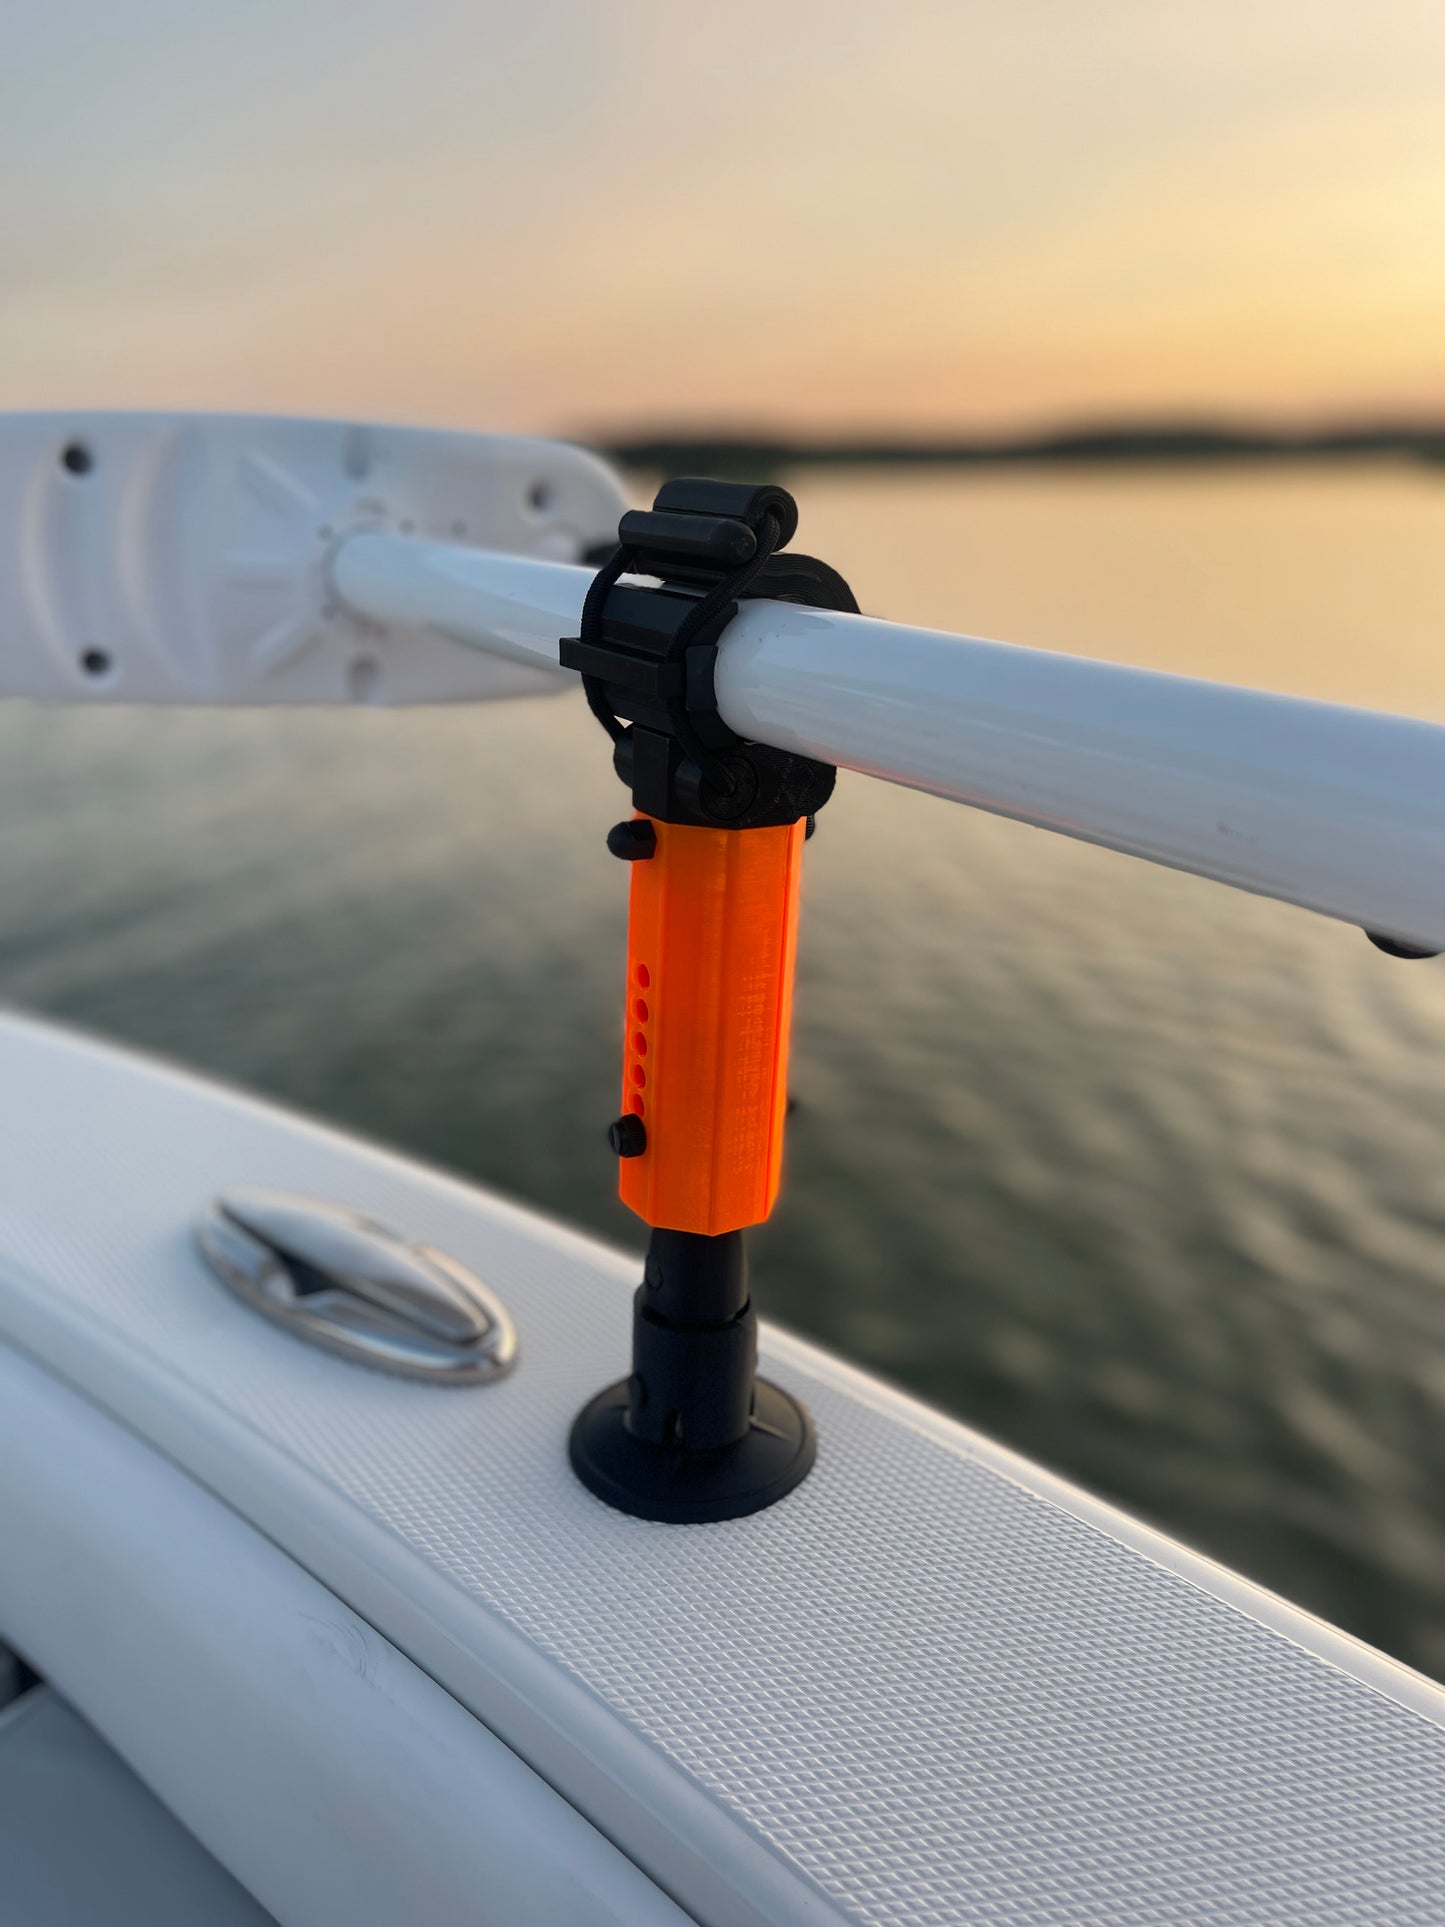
619, 815, 805, 1235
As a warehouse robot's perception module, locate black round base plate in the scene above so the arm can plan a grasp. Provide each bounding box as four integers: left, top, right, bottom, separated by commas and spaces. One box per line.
569, 1378, 816, 1523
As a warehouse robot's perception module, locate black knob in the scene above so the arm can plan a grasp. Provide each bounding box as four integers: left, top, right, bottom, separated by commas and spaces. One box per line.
608, 1114, 648, 1158
606, 819, 657, 862
1365, 929, 1440, 960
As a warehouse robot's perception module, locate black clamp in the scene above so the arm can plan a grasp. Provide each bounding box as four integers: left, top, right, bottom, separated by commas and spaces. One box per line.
560, 478, 857, 829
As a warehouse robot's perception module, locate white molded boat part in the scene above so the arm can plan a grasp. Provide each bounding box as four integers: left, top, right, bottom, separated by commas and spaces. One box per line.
0, 1349, 681, 1927
334, 529, 1445, 955
0, 412, 621, 704
2, 1011, 1445, 1927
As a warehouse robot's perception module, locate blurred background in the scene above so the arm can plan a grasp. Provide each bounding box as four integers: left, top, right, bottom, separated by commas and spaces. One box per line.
3, 2, 1445, 1673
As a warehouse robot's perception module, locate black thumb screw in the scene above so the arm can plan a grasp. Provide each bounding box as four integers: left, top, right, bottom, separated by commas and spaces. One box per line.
607, 819, 657, 861
608, 1114, 647, 1158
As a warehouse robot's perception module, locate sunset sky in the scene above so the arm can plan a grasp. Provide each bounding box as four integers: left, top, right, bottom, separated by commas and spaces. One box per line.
4, 1, 1443, 437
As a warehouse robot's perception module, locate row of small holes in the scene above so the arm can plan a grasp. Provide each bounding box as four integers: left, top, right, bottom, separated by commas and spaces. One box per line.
629, 963, 651, 1115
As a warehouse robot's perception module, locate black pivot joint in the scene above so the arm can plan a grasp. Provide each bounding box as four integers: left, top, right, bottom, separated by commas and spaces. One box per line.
560, 477, 857, 829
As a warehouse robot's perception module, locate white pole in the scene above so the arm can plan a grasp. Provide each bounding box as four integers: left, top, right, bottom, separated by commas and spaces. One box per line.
333, 530, 1445, 954
334, 535, 583, 677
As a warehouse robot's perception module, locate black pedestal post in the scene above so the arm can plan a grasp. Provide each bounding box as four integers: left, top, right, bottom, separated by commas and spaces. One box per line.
569, 1228, 815, 1523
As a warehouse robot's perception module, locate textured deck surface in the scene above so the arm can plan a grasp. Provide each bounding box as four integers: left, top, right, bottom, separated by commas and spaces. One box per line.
2, 1013, 1445, 1927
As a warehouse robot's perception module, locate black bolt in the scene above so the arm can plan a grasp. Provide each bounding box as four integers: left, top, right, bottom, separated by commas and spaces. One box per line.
804, 814, 817, 840
1365, 929, 1440, 960
608, 1114, 648, 1158
606, 819, 657, 862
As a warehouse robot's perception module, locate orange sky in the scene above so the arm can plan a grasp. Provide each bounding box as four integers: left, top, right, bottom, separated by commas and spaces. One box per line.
3, 1, 1443, 437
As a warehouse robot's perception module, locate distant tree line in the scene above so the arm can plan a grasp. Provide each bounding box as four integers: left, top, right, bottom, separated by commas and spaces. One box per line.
589, 420, 1445, 477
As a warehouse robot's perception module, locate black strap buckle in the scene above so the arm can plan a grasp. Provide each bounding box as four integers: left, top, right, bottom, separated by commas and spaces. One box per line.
560, 478, 857, 829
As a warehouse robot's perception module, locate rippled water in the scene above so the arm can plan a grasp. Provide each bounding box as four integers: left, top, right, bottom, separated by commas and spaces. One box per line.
2, 464, 1443, 1675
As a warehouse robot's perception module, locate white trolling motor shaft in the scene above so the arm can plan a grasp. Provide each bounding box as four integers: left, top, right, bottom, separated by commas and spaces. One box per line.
0, 411, 1440, 955
332, 527, 1445, 958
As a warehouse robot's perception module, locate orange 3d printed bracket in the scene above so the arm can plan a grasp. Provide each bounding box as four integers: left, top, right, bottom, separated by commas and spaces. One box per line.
616, 814, 803, 1237
561, 480, 857, 1521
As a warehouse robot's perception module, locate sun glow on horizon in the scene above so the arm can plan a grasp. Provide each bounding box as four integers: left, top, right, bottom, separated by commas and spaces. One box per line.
2, 1, 1442, 437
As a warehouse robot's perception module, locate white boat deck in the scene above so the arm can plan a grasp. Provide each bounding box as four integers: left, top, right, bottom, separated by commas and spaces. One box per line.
1, 1011, 1443, 1927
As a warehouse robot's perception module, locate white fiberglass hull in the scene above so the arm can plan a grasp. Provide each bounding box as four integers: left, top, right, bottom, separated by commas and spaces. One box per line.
1, 1011, 1443, 1926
